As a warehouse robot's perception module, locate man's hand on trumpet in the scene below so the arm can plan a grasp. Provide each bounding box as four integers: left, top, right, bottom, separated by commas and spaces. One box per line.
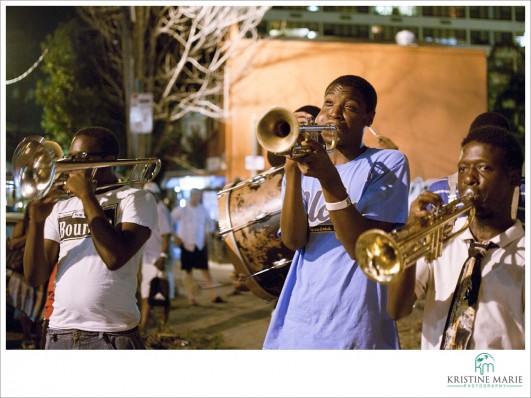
284, 138, 337, 182
407, 190, 444, 226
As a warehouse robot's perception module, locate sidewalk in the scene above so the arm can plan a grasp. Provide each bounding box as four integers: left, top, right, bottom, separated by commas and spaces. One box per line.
142, 260, 275, 349
146, 259, 422, 350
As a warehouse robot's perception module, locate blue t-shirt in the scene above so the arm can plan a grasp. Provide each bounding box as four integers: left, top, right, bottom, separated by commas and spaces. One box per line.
263, 147, 410, 349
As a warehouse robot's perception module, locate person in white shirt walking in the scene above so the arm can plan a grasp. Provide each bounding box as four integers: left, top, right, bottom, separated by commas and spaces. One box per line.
172, 188, 225, 305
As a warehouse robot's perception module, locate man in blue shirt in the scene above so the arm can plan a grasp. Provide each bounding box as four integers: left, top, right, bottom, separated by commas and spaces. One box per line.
263, 75, 410, 349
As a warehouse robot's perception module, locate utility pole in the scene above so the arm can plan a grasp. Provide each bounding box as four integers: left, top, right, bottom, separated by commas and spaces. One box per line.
121, 6, 152, 159
121, 7, 135, 159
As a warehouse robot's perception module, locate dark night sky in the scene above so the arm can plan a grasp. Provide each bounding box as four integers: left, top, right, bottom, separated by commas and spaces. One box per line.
5, 6, 77, 157
6, 6, 75, 79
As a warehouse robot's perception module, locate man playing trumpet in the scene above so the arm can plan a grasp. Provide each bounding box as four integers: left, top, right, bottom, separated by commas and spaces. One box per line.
263, 75, 410, 349
387, 125, 524, 349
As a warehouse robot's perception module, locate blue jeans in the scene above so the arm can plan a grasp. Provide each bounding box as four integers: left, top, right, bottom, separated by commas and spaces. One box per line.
45, 327, 146, 350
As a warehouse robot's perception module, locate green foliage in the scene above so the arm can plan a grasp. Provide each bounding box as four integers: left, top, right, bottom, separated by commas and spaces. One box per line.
487, 44, 525, 147
35, 19, 116, 149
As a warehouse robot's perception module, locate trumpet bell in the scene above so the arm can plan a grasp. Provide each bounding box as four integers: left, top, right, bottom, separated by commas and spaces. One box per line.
355, 188, 476, 284
256, 107, 300, 154
12, 136, 63, 200
355, 229, 403, 284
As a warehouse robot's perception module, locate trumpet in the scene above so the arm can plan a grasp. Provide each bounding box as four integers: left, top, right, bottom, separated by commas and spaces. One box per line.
355, 188, 476, 284
256, 107, 338, 158
12, 135, 161, 200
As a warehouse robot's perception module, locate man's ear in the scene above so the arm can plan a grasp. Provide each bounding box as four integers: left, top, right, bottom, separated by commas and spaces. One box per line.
508, 168, 522, 187
365, 111, 376, 127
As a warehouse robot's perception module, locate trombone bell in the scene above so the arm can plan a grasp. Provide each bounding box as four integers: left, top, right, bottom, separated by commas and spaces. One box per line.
256, 107, 337, 158
12, 136, 59, 200
12, 135, 161, 200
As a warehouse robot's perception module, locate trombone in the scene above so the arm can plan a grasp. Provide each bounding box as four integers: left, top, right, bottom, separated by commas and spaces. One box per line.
12, 135, 161, 200
256, 107, 338, 158
355, 189, 476, 284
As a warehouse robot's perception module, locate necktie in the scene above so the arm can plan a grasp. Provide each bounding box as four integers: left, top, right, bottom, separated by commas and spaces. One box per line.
440, 240, 498, 350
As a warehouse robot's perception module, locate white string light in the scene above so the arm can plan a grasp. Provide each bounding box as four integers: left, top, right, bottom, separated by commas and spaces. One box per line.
6, 48, 48, 85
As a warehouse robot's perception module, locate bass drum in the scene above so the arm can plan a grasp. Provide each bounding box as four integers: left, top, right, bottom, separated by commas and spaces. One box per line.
217, 166, 294, 302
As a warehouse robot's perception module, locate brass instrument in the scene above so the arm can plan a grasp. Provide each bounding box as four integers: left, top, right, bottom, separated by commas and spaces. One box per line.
355, 188, 476, 284
256, 107, 338, 158
12, 135, 161, 200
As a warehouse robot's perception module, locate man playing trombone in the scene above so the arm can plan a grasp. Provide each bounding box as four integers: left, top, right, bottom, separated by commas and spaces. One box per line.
387, 125, 524, 349
22, 127, 157, 349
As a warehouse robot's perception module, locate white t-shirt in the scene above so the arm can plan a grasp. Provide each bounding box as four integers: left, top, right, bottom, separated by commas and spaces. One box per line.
45, 186, 157, 332
143, 200, 172, 264
172, 204, 213, 251
415, 218, 525, 349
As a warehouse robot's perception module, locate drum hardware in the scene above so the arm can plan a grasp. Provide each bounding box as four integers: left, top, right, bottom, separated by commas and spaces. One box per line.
12, 135, 161, 200
218, 210, 279, 235
355, 188, 476, 284
196, 281, 233, 289
217, 170, 274, 196
256, 106, 338, 158
238, 258, 292, 282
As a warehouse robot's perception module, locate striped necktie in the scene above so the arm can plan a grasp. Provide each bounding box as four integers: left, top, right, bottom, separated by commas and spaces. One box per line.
440, 240, 498, 350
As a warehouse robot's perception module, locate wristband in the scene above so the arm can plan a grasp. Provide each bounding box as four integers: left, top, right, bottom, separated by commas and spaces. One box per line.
325, 196, 352, 211
160, 252, 168, 259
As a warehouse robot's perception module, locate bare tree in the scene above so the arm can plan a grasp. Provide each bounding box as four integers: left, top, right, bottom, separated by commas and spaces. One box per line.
77, 5, 269, 159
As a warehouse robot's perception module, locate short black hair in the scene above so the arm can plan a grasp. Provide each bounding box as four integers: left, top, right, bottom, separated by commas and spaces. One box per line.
295, 105, 321, 119
73, 127, 119, 157
325, 75, 377, 113
462, 125, 523, 171
468, 112, 510, 133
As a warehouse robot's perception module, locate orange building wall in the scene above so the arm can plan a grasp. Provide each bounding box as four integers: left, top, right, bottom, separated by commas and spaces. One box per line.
224, 39, 486, 183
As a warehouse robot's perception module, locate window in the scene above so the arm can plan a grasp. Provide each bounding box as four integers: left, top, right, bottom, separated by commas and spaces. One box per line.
469, 7, 490, 19
423, 28, 467, 46
515, 7, 524, 21
323, 23, 369, 39
323, 6, 369, 14
494, 31, 515, 45
422, 6, 465, 18
471, 30, 490, 45
492, 6, 512, 21
373, 6, 418, 17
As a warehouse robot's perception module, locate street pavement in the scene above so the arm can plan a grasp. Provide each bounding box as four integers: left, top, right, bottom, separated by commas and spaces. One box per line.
143, 260, 275, 349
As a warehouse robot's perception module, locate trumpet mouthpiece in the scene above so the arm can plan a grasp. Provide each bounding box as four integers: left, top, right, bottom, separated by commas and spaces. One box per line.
462, 188, 476, 200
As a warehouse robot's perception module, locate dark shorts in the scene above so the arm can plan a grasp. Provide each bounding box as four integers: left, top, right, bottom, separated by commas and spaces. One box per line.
148, 277, 170, 307
180, 245, 209, 271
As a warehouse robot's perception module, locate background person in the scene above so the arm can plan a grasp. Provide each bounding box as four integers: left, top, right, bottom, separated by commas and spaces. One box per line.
139, 182, 172, 332
172, 188, 225, 305
6, 207, 46, 349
